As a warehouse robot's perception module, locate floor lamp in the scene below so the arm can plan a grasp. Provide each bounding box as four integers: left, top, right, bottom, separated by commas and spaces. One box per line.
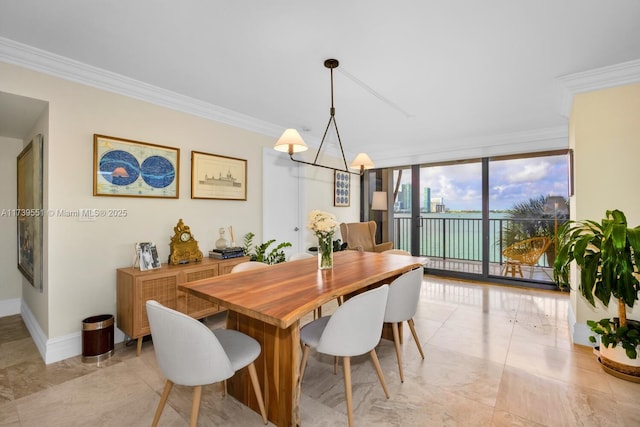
371, 191, 387, 243
543, 196, 568, 266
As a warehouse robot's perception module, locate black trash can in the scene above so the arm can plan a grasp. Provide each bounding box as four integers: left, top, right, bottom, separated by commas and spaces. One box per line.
81, 314, 114, 363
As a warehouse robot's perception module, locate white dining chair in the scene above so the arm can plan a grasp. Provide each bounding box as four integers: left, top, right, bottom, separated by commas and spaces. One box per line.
288, 252, 314, 261
384, 267, 425, 382
230, 261, 270, 273
146, 300, 268, 427
382, 249, 412, 256
299, 285, 390, 427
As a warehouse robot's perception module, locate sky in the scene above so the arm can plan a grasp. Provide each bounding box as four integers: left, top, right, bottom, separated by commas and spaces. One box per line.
394, 153, 570, 211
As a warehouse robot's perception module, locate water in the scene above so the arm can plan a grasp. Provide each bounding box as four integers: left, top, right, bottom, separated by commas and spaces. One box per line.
393, 211, 512, 262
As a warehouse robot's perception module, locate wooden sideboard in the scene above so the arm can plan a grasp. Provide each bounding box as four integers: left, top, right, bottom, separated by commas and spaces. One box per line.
116, 256, 248, 355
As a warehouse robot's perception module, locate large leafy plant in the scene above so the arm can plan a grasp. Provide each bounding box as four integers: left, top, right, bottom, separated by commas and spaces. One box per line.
554, 209, 640, 358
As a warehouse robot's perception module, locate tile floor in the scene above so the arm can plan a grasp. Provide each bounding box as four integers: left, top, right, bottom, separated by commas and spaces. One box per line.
1, 275, 638, 426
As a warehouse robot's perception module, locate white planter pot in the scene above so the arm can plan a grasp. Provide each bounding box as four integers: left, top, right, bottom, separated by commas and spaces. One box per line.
600, 343, 640, 367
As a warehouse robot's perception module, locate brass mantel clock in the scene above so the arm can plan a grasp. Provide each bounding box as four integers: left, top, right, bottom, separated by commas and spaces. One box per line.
169, 219, 203, 265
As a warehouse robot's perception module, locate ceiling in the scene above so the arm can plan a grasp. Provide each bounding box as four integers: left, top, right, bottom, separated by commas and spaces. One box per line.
1, 1, 640, 167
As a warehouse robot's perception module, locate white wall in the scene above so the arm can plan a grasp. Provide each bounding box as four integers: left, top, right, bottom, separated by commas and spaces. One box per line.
0, 60, 356, 362
568, 82, 640, 344
0, 136, 24, 315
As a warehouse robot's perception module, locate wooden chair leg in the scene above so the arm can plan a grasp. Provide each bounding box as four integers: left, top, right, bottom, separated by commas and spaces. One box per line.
221, 379, 227, 396
334, 356, 339, 374
189, 385, 202, 427
136, 337, 143, 356
248, 362, 268, 424
369, 349, 390, 398
300, 345, 310, 383
407, 318, 425, 359
343, 357, 353, 427
152, 379, 173, 427
391, 322, 404, 382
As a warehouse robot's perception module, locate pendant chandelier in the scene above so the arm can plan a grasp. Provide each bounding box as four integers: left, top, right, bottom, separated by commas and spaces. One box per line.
273, 59, 375, 175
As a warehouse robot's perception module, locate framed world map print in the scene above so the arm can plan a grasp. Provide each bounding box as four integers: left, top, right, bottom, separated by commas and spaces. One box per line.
93, 134, 179, 198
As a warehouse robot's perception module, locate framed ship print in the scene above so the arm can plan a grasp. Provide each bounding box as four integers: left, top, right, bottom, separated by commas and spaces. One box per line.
191, 151, 247, 200
93, 134, 179, 198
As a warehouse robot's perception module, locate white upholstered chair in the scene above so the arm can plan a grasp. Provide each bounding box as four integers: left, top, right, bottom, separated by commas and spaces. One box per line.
230, 261, 270, 273
384, 267, 425, 382
288, 252, 314, 261
299, 285, 390, 427
382, 249, 412, 256
339, 221, 393, 253
146, 300, 268, 427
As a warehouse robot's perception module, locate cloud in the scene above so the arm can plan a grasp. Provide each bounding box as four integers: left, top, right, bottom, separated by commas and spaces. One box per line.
393, 154, 569, 211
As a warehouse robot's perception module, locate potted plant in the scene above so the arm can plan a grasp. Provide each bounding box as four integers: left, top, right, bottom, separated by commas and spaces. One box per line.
242, 232, 292, 265
554, 209, 640, 378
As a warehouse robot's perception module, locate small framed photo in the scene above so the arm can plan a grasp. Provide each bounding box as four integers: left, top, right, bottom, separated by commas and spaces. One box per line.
93, 134, 179, 198
136, 242, 161, 271
191, 151, 247, 200
334, 170, 350, 207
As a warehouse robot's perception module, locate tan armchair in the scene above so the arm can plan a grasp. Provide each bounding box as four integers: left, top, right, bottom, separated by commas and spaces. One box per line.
339, 221, 393, 253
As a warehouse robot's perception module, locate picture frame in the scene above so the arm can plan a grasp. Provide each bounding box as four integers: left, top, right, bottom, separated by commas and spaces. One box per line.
191, 151, 247, 200
17, 134, 44, 291
93, 134, 179, 198
136, 242, 161, 271
334, 170, 350, 207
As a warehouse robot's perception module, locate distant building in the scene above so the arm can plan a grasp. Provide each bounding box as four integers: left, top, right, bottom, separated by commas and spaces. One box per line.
423, 187, 431, 212
397, 183, 411, 212
431, 197, 445, 213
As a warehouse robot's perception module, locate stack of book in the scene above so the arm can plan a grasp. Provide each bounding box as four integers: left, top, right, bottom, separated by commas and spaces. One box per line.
209, 247, 245, 259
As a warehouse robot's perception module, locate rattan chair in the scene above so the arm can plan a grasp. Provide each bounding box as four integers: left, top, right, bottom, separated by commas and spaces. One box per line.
502, 237, 552, 278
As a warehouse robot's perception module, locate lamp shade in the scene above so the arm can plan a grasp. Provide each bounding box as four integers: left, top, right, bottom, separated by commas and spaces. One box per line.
350, 152, 375, 170
371, 191, 387, 211
274, 129, 308, 154
543, 196, 568, 215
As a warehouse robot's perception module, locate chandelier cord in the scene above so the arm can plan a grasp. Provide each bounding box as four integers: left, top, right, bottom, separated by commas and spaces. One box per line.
313, 62, 350, 171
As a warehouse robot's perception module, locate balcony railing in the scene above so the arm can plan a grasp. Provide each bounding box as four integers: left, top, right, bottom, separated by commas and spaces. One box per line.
392, 215, 562, 276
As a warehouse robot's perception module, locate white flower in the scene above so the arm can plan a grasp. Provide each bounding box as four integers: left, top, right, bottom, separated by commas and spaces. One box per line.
307, 210, 338, 236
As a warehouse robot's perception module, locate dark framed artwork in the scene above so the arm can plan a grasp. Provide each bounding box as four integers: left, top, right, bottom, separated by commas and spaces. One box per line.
334, 170, 350, 207
191, 151, 247, 200
93, 134, 179, 198
17, 134, 44, 291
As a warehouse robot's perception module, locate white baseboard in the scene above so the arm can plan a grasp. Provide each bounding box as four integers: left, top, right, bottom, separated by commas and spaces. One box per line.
0, 298, 21, 317
20, 301, 48, 362
568, 301, 593, 347
20, 300, 126, 364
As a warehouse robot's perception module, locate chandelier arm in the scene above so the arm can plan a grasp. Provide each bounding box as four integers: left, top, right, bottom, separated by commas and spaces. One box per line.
331, 115, 351, 172
314, 114, 335, 164
288, 154, 363, 176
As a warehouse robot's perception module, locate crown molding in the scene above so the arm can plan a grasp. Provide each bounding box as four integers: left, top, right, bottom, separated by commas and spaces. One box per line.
0, 37, 284, 138
557, 58, 640, 117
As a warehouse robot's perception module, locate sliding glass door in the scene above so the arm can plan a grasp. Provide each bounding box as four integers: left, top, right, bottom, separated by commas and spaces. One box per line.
384, 151, 570, 288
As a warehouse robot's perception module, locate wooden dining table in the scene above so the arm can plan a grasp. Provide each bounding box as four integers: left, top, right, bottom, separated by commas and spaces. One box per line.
179, 250, 426, 426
